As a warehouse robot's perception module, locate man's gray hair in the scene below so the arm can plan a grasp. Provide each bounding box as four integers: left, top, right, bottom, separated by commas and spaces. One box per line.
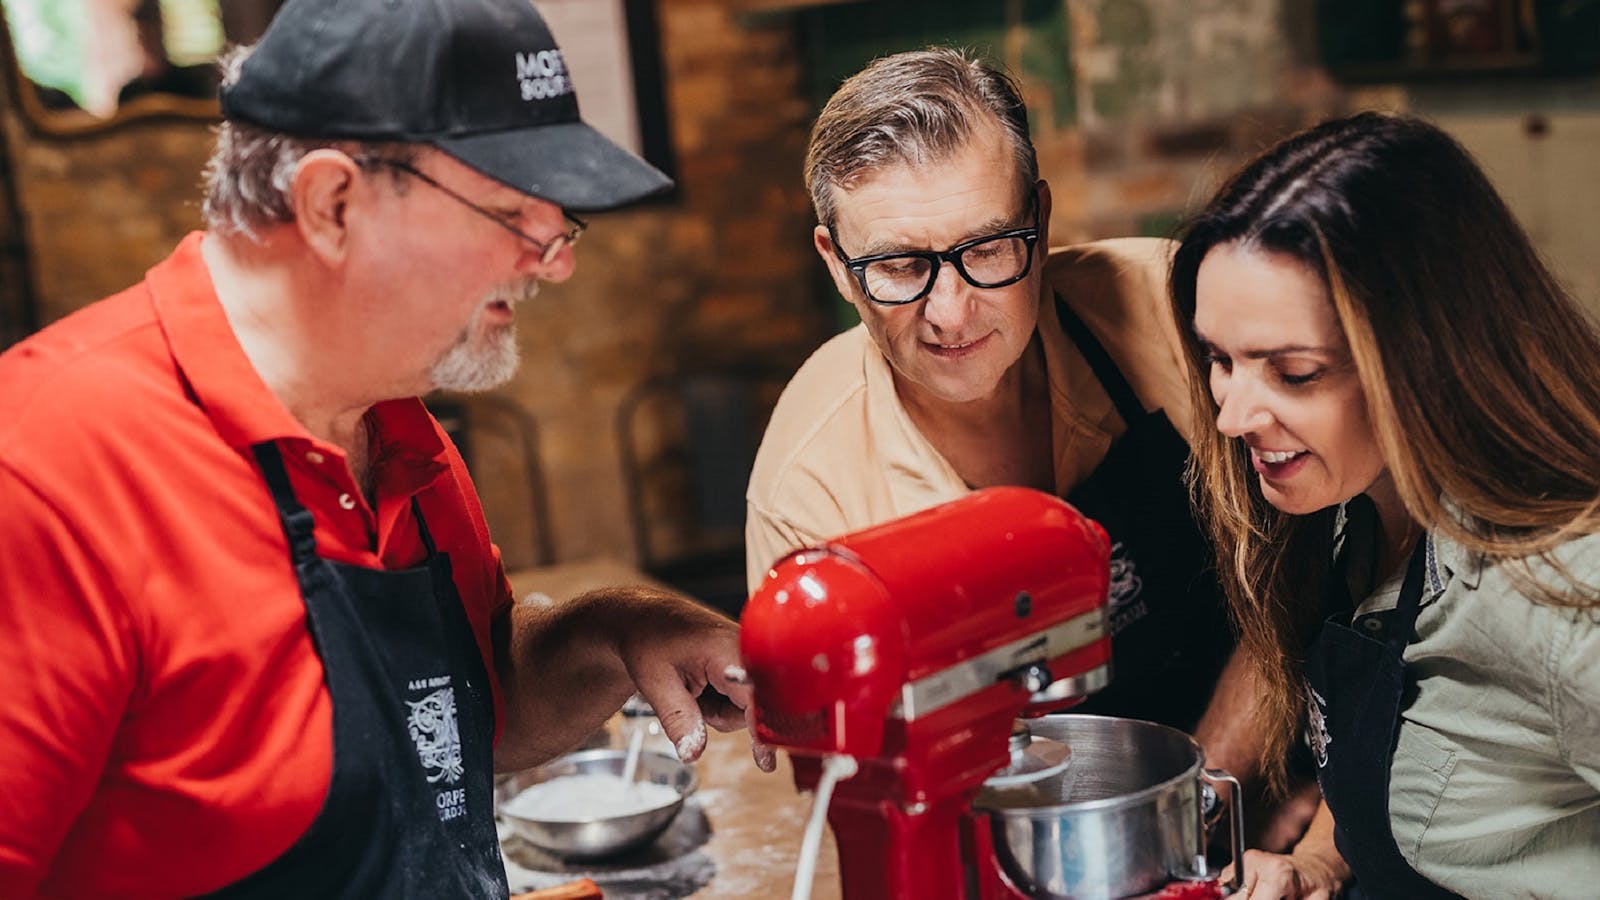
201, 45, 419, 241
805, 47, 1038, 228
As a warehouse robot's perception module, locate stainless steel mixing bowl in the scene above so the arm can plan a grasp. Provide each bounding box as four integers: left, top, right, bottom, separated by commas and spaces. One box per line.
972, 714, 1243, 900
496, 748, 697, 860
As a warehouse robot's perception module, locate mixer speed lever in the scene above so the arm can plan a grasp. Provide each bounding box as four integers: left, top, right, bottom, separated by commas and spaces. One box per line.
1001, 662, 1054, 694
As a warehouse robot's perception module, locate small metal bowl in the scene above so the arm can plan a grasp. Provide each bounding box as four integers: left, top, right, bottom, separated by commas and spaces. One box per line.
496, 748, 697, 860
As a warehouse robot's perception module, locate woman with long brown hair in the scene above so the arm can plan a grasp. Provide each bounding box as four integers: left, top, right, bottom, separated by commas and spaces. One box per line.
1169, 111, 1600, 898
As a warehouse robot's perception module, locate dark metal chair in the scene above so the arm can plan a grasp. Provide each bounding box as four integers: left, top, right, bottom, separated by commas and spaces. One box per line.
427, 392, 674, 609
426, 392, 555, 573
615, 368, 788, 619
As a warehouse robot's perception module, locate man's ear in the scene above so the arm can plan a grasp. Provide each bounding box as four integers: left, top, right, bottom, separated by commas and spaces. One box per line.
290, 149, 365, 265
813, 224, 859, 302
1035, 178, 1053, 250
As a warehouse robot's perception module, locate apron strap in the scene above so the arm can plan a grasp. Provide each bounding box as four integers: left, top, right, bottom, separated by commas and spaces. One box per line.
1053, 293, 1146, 424
1388, 535, 1430, 652
250, 442, 319, 564
411, 496, 439, 556
252, 442, 441, 563
1327, 495, 1379, 622
1324, 499, 1429, 650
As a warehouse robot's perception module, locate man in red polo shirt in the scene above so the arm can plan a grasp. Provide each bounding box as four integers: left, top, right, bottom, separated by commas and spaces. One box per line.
0, 1, 770, 896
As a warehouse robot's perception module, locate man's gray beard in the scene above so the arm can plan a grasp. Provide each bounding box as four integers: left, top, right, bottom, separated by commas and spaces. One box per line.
429, 322, 519, 393
428, 280, 535, 393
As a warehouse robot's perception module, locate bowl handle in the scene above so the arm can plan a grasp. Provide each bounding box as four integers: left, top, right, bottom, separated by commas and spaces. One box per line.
1200, 768, 1245, 894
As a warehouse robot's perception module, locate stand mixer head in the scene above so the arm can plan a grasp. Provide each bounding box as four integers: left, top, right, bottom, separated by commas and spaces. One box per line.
740, 487, 1115, 899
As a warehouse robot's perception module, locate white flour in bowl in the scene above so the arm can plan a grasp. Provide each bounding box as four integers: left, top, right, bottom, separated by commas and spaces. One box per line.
503, 774, 680, 821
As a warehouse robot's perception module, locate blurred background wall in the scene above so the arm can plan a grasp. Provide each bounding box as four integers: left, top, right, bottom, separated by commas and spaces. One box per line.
3, 0, 1597, 593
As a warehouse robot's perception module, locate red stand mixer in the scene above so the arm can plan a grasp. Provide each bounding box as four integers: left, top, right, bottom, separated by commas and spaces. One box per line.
740, 487, 1236, 900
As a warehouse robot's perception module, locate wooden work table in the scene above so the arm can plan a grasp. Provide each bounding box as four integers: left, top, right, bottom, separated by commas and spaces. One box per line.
501, 724, 840, 900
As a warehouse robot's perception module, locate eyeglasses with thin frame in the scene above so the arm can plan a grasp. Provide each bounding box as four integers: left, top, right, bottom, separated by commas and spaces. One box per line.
359, 158, 587, 266
829, 190, 1041, 306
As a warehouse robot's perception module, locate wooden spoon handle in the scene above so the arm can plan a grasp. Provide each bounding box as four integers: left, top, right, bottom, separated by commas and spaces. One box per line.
510, 877, 603, 899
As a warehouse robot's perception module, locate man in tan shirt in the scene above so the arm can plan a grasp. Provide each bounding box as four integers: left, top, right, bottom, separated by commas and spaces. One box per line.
746, 238, 1190, 589
746, 49, 1283, 819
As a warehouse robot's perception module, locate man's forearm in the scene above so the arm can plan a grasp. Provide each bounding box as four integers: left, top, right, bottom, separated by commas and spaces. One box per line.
491, 590, 639, 772
490, 584, 746, 773
1192, 648, 1266, 783
1289, 800, 1350, 891
1196, 649, 1327, 854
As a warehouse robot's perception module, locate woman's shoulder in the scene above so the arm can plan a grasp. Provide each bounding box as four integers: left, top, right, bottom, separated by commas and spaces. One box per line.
1413, 531, 1599, 735
1424, 530, 1600, 687
1539, 528, 1600, 579
1439, 528, 1600, 603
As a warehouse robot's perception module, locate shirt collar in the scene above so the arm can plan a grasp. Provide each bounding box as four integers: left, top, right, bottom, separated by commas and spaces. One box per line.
856, 287, 1120, 514
1333, 494, 1487, 601
1428, 515, 1486, 590
370, 398, 451, 485
1037, 290, 1119, 492
148, 232, 450, 481
859, 327, 966, 518
149, 232, 309, 450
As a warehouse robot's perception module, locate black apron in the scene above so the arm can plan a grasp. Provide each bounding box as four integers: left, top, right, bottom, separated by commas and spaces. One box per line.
1304, 514, 1461, 899
206, 442, 507, 899
1053, 295, 1234, 733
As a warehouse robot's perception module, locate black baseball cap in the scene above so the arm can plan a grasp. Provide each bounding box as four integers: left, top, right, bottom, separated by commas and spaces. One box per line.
219, 0, 673, 213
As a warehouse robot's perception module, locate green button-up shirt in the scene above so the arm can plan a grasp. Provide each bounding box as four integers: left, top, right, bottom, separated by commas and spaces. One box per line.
1347, 522, 1600, 896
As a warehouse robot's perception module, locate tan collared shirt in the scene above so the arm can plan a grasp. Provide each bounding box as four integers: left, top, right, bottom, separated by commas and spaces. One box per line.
1346, 524, 1600, 896
745, 238, 1189, 588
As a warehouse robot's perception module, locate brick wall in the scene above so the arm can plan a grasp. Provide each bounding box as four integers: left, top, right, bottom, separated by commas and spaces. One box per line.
502, 0, 825, 564
0, 114, 214, 325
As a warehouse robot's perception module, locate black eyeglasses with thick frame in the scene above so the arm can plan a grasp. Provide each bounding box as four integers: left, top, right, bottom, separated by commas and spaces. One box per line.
358, 158, 587, 266
828, 189, 1041, 306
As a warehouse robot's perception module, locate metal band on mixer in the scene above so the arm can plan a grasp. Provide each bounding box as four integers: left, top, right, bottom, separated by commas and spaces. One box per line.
890, 608, 1108, 721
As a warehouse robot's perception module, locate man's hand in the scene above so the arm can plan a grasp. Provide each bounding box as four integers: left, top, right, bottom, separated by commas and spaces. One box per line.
614, 593, 776, 772
1225, 849, 1342, 900
1223, 799, 1348, 900
494, 583, 776, 773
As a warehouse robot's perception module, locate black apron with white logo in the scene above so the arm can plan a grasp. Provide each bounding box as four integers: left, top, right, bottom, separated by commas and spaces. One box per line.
1305, 514, 1461, 899
1053, 296, 1234, 733
206, 442, 507, 899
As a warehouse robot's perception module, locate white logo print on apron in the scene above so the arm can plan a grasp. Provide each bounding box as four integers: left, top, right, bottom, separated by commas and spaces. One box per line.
1304, 681, 1332, 768
407, 678, 464, 785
